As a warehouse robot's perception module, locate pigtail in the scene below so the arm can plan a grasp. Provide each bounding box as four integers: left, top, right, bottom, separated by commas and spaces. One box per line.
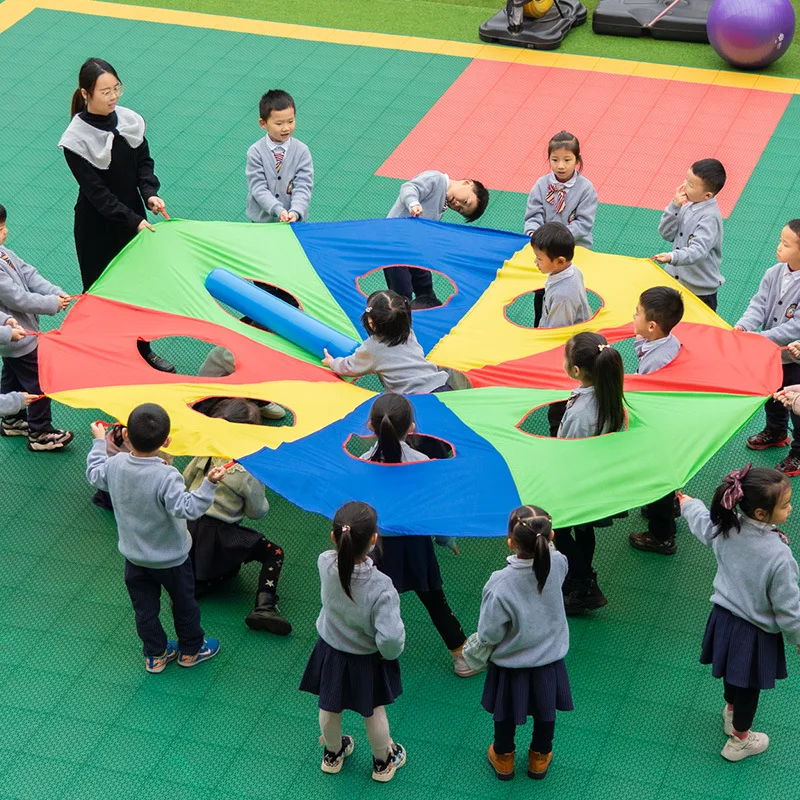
367, 393, 414, 464
332, 501, 379, 602
710, 465, 789, 539
532, 528, 551, 593
593, 345, 625, 435
508, 505, 553, 593
375, 414, 403, 464
70, 88, 85, 117
335, 524, 356, 601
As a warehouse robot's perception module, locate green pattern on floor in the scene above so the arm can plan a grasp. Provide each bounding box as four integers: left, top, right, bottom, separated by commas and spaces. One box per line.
0, 8, 798, 800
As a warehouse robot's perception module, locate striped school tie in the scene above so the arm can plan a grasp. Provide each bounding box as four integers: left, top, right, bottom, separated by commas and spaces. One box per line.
274, 149, 284, 173
546, 183, 567, 214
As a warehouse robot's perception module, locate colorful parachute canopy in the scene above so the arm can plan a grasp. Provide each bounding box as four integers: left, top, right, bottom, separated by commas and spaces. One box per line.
39, 218, 781, 536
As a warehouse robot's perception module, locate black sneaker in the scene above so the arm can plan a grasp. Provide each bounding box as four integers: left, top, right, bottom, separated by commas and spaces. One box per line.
144, 351, 177, 373
27, 429, 74, 452
628, 532, 677, 555
746, 429, 790, 450
1, 417, 29, 437
776, 455, 800, 477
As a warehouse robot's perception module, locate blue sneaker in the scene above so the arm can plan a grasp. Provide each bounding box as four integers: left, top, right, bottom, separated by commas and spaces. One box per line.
177, 637, 220, 668
145, 640, 178, 674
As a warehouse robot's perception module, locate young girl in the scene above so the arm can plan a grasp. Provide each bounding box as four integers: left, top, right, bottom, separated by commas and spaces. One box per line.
680, 466, 800, 762
359, 393, 472, 676
524, 131, 598, 327
465, 506, 572, 782
555, 332, 625, 615
321, 290, 450, 394
183, 398, 290, 635
299, 501, 407, 782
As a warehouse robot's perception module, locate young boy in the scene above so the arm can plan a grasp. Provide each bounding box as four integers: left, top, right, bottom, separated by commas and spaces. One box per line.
628, 286, 685, 555
531, 222, 591, 436
0, 204, 74, 451
654, 158, 726, 311
734, 220, 800, 476
86, 403, 225, 672
246, 90, 313, 224
386, 170, 489, 307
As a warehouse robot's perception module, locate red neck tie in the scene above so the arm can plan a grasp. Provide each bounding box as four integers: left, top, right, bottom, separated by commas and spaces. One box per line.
546, 183, 567, 214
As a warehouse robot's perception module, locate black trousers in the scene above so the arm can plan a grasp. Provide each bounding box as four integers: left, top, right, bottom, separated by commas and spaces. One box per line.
696, 293, 718, 312
724, 680, 760, 733
547, 400, 568, 437
533, 288, 545, 328
765, 362, 800, 457
553, 526, 595, 581
124, 557, 204, 657
416, 589, 466, 651
646, 492, 677, 541
494, 718, 556, 755
250, 537, 284, 592
384, 266, 434, 302
1, 350, 51, 432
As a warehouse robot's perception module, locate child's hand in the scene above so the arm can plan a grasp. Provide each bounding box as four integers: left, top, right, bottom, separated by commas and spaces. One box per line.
410, 204, 423, 217
137, 219, 155, 233
10, 325, 27, 341
90, 421, 107, 439
788, 341, 800, 359
286, 211, 299, 223
207, 465, 227, 484
57, 294, 71, 311
672, 185, 687, 206
147, 196, 166, 214
279, 210, 292, 223
677, 490, 691, 506
22, 392, 40, 406
653, 253, 672, 264
321, 348, 335, 368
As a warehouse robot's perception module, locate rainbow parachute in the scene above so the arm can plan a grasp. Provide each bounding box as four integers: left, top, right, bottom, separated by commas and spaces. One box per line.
39, 218, 780, 536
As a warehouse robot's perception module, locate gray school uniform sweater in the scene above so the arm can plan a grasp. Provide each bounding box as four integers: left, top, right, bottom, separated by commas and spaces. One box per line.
86, 438, 217, 569
558, 385, 615, 439
524, 172, 598, 248
477, 551, 569, 668
0, 330, 26, 414
387, 170, 448, 220
736, 263, 800, 364
246, 136, 314, 223
0, 246, 62, 359
635, 334, 681, 375
682, 499, 800, 644
658, 197, 724, 296
315, 550, 405, 659
330, 331, 448, 394
540, 265, 591, 329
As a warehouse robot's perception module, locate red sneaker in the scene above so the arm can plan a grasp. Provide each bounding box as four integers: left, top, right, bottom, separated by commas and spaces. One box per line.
776, 455, 800, 477
746, 429, 791, 450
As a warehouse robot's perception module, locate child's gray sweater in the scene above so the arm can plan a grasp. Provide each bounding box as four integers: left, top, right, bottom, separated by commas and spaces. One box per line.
86, 438, 217, 569
558, 385, 616, 439
387, 170, 448, 220
246, 136, 313, 223
478, 551, 570, 668
0, 246, 62, 358
540, 265, 591, 329
736, 262, 800, 363
524, 172, 598, 248
315, 550, 405, 659
682, 499, 800, 644
658, 197, 724, 296
635, 334, 681, 374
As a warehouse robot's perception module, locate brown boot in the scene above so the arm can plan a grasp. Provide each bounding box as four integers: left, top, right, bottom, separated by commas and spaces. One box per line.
487, 744, 514, 781
527, 749, 552, 779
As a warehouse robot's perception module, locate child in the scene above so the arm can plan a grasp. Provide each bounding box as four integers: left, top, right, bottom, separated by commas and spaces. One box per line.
0, 318, 39, 421
0, 204, 74, 451
86, 403, 224, 672
655, 158, 726, 310
246, 90, 313, 224
183, 398, 291, 635
466, 506, 572, 781
733, 220, 800, 477
299, 501, 407, 782
322, 290, 451, 394
386, 170, 489, 306
680, 466, 800, 762
555, 332, 625, 615
628, 287, 684, 555
360, 393, 472, 676
524, 130, 598, 249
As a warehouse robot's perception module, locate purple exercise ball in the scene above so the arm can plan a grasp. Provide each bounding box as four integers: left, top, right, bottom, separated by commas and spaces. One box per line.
707, 0, 796, 70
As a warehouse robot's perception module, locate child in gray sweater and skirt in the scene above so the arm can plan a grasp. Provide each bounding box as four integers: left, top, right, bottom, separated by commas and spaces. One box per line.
680, 466, 800, 762
465, 506, 572, 782
299, 501, 407, 783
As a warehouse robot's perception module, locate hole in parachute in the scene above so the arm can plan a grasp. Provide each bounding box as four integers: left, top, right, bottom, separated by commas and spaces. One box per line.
356, 266, 458, 310
516, 401, 629, 439
141, 336, 225, 377
189, 396, 295, 428
344, 433, 455, 461
504, 289, 604, 329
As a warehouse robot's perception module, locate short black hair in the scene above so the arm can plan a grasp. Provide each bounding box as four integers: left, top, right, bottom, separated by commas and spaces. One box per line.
126, 403, 170, 451
691, 158, 726, 195
639, 286, 684, 334
787, 219, 800, 241
0, 204, 6, 224
465, 180, 489, 223
259, 89, 295, 122
530, 221, 575, 262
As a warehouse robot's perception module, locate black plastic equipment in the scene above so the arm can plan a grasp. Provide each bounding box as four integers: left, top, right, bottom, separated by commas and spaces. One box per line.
479, 0, 588, 50
592, 0, 711, 43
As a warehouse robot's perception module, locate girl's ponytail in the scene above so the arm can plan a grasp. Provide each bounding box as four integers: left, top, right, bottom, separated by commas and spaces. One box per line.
593, 344, 625, 435
332, 501, 379, 601
368, 393, 414, 464
508, 505, 552, 593
376, 414, 403, 464
710, 464, 789, 538
70, 88, 86, 117
532, 527, 551, 594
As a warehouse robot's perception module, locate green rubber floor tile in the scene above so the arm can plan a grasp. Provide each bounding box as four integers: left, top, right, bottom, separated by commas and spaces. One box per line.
66, 767, 151, 800
2, 757, 80, 800
0, 707, 48, 753
26, 716, 108, 764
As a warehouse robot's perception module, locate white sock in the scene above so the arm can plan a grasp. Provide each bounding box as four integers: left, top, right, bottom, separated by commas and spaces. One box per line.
365, 706, 392, 762
319, 709, 343, 753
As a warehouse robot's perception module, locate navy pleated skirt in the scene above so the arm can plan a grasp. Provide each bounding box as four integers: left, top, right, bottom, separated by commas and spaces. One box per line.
700, 604, 788, 690
375, 535, 443, 594
188, 516, 264, 583
481, 660, 573, 725
299, 638, 403, 717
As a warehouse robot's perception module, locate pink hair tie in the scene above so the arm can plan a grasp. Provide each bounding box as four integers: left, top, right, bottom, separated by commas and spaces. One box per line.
720, 464, 752, 510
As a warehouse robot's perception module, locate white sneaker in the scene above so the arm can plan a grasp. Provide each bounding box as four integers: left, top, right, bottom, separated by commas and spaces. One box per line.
321, 735, 354, 774
260, 402, 286, 420
452, 651, 478, 678
372, 743, 406, 782
722, 706, 734, 737
721, 731, 769, 762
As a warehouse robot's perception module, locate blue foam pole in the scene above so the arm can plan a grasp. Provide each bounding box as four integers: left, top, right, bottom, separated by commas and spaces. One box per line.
204, 268, 361, 359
